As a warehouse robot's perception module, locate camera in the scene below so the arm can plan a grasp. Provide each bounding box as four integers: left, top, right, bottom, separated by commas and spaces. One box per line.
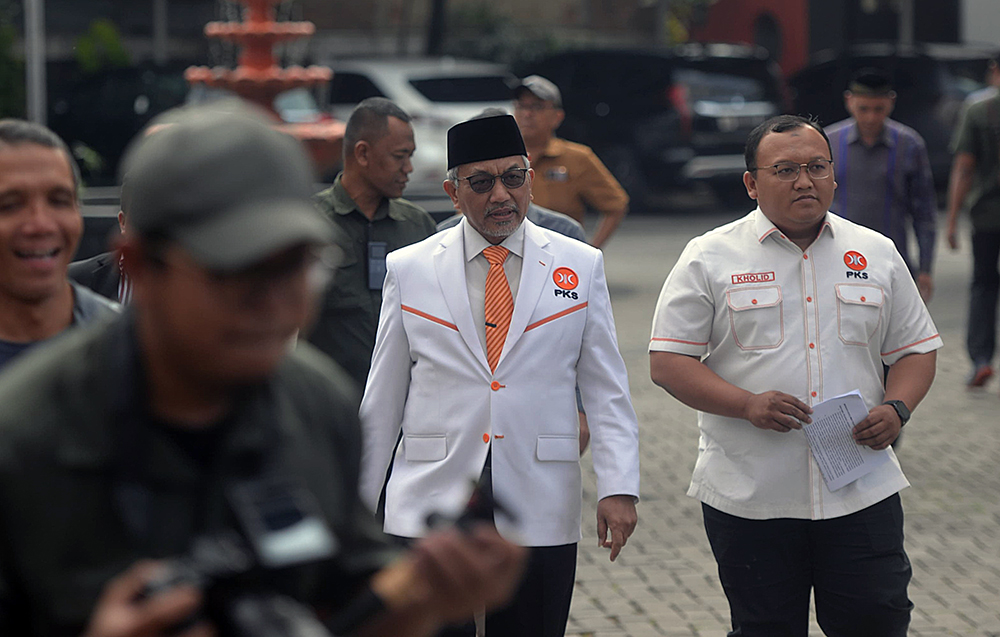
141, 475, 512, 636
140, 472, 343, 637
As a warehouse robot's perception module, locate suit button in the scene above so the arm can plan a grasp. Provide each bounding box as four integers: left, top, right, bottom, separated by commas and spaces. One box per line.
491, 381, 502, 391
482, 433, 490, 444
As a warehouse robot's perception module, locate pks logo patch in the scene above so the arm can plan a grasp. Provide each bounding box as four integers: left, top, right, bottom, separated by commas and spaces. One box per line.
553, 267, 579, 290
844, 251, 867, 271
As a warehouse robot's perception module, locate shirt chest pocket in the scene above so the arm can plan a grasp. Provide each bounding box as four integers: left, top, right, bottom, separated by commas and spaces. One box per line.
836, 284, 884, 346
726, 285, 784, 350
324, 250, 368, 310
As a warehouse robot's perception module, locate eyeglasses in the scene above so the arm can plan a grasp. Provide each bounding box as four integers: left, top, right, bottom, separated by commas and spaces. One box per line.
753, 159, 834, 182
456, 168, 529, 194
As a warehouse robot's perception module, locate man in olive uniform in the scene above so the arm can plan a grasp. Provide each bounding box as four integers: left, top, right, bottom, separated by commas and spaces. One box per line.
0, 105, 524, 637
307, 97, 437, 387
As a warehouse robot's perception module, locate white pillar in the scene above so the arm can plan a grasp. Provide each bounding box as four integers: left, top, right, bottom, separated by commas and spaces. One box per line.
24, 0, 46, 124
153, 0, 169, 65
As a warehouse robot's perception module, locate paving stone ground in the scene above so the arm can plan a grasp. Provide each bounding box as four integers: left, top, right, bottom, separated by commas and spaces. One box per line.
566, 211, 1000, 637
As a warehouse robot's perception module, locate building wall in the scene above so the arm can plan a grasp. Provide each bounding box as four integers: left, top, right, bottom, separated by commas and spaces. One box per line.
962, 0, 1000, 46
689, 0, 809, 76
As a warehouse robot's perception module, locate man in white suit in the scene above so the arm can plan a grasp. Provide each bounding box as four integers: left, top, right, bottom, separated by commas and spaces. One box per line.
359, 114, 640, 637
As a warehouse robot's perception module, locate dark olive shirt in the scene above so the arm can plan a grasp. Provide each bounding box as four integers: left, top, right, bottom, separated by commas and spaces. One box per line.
0, 313, 395, 636
307, 174, 436, 387
951, 92, 1000, 231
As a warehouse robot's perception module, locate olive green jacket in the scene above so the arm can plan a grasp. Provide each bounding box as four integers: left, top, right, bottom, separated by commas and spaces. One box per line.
307, 175, 436, 387
0, 313, 395, 636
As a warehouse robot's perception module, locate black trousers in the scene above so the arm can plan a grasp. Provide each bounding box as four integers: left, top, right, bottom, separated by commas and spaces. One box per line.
437, 543, 577, 637
968, 229, 1000, 368
702, 494, 912, 637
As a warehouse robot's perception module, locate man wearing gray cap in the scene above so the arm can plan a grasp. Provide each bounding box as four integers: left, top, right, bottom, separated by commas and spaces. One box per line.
360, 113, 640, 636
513, 75, 629, 249
0, 105, 524, 637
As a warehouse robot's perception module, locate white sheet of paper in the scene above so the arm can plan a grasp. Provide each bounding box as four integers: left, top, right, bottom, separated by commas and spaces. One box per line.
802, 390, 891, 491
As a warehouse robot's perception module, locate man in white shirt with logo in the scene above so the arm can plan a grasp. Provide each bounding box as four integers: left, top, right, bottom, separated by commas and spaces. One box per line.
650, 115, 941, 637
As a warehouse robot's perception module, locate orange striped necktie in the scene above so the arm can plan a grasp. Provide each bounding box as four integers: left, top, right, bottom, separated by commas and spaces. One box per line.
483, 245, 513, 373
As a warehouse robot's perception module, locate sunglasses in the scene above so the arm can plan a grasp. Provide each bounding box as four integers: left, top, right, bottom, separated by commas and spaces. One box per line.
456, 168, 529, 194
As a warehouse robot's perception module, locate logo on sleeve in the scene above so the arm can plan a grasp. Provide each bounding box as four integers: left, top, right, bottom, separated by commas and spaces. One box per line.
844, 251, 868, 279
553, 267, 579, 299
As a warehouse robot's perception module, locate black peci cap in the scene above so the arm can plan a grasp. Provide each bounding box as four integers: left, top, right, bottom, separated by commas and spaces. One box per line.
447, 114, 527, 170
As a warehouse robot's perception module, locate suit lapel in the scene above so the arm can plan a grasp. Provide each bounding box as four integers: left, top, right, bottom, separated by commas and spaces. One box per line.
434, 223, 492, 374
500, 221, 553, 366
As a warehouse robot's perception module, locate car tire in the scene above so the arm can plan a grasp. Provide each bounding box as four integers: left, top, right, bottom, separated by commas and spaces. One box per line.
602, 145, 651, 212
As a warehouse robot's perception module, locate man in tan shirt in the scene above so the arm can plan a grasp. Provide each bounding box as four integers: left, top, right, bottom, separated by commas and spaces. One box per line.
513, 76, 629, 248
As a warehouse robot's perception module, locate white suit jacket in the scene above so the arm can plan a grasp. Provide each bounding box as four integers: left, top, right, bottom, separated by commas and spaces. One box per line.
359, 218, 640, 546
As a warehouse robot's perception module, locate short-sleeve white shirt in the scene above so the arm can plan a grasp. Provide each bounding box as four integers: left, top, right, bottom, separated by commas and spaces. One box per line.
650, 208, 942, 520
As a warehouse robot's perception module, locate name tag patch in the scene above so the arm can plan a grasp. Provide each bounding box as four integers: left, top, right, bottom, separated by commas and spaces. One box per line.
731, 271, 775, 285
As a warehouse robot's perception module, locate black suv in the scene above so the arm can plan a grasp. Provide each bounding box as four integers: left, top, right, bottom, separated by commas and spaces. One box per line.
49, 63, 190, 186
516, 44, 789, 208
789, 42, 1000, 191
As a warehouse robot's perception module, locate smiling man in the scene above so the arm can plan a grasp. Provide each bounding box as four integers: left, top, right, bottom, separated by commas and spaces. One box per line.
0, 119, 118, 371
649, 115, 941, 636
360, 114, 640, 637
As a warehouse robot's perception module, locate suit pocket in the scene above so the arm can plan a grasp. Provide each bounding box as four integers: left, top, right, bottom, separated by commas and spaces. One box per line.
404, 435, 447, 462
726, 285, 784, 350
836, 284, 883, 346
536, 435, 579, 462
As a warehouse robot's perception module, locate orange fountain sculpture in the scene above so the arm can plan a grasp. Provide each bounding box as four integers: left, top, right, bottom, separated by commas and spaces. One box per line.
185, 0, 343, 173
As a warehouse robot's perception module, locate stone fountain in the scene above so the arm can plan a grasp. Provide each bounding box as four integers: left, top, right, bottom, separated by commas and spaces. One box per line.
185, 0, 343, 173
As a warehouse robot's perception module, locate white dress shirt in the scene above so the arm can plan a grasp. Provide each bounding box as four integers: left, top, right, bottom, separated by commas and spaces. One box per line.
463, 220, 524, 353
650, 208, 942, 520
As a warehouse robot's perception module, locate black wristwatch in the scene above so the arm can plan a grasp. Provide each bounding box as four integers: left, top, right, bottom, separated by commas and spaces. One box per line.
883, 400, 911, 427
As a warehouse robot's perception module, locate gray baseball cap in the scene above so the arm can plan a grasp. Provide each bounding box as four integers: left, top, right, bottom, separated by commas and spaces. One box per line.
514, 75, 562, 107
120, 103, 332, 271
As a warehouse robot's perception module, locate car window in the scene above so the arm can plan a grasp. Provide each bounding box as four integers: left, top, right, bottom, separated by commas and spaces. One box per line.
273, 88, 321, 123
408, 76, 512, 102
679, 58, 781, 101
328, 72, 385, 105
675, 68, 767, 102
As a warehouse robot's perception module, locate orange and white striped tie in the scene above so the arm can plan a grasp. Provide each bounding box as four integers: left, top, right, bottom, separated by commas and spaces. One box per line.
483, 245, 513, 373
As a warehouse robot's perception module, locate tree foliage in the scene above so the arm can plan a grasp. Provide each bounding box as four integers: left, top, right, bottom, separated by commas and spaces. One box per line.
0, 1, 24, 118
75, 19, 130, 75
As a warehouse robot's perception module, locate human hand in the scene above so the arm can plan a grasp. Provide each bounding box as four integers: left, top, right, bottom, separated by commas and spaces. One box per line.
82, 561, 214, 637
917, 273, 933, 302
743, 391, 812, 432
852, 404, 902, 450
376, 525, 526, 626
947, 222, 959, 251
596, 495, 637, 562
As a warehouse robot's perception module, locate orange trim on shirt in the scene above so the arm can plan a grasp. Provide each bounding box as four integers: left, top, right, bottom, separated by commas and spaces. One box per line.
401, 305, 458, 331
881, 334, 940, 356
525, 302, 588, 332
651, 337, 709, 346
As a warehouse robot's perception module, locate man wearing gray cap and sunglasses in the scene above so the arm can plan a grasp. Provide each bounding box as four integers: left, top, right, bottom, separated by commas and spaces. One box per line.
0, 104, 525, 637
360, 113, 640, 637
